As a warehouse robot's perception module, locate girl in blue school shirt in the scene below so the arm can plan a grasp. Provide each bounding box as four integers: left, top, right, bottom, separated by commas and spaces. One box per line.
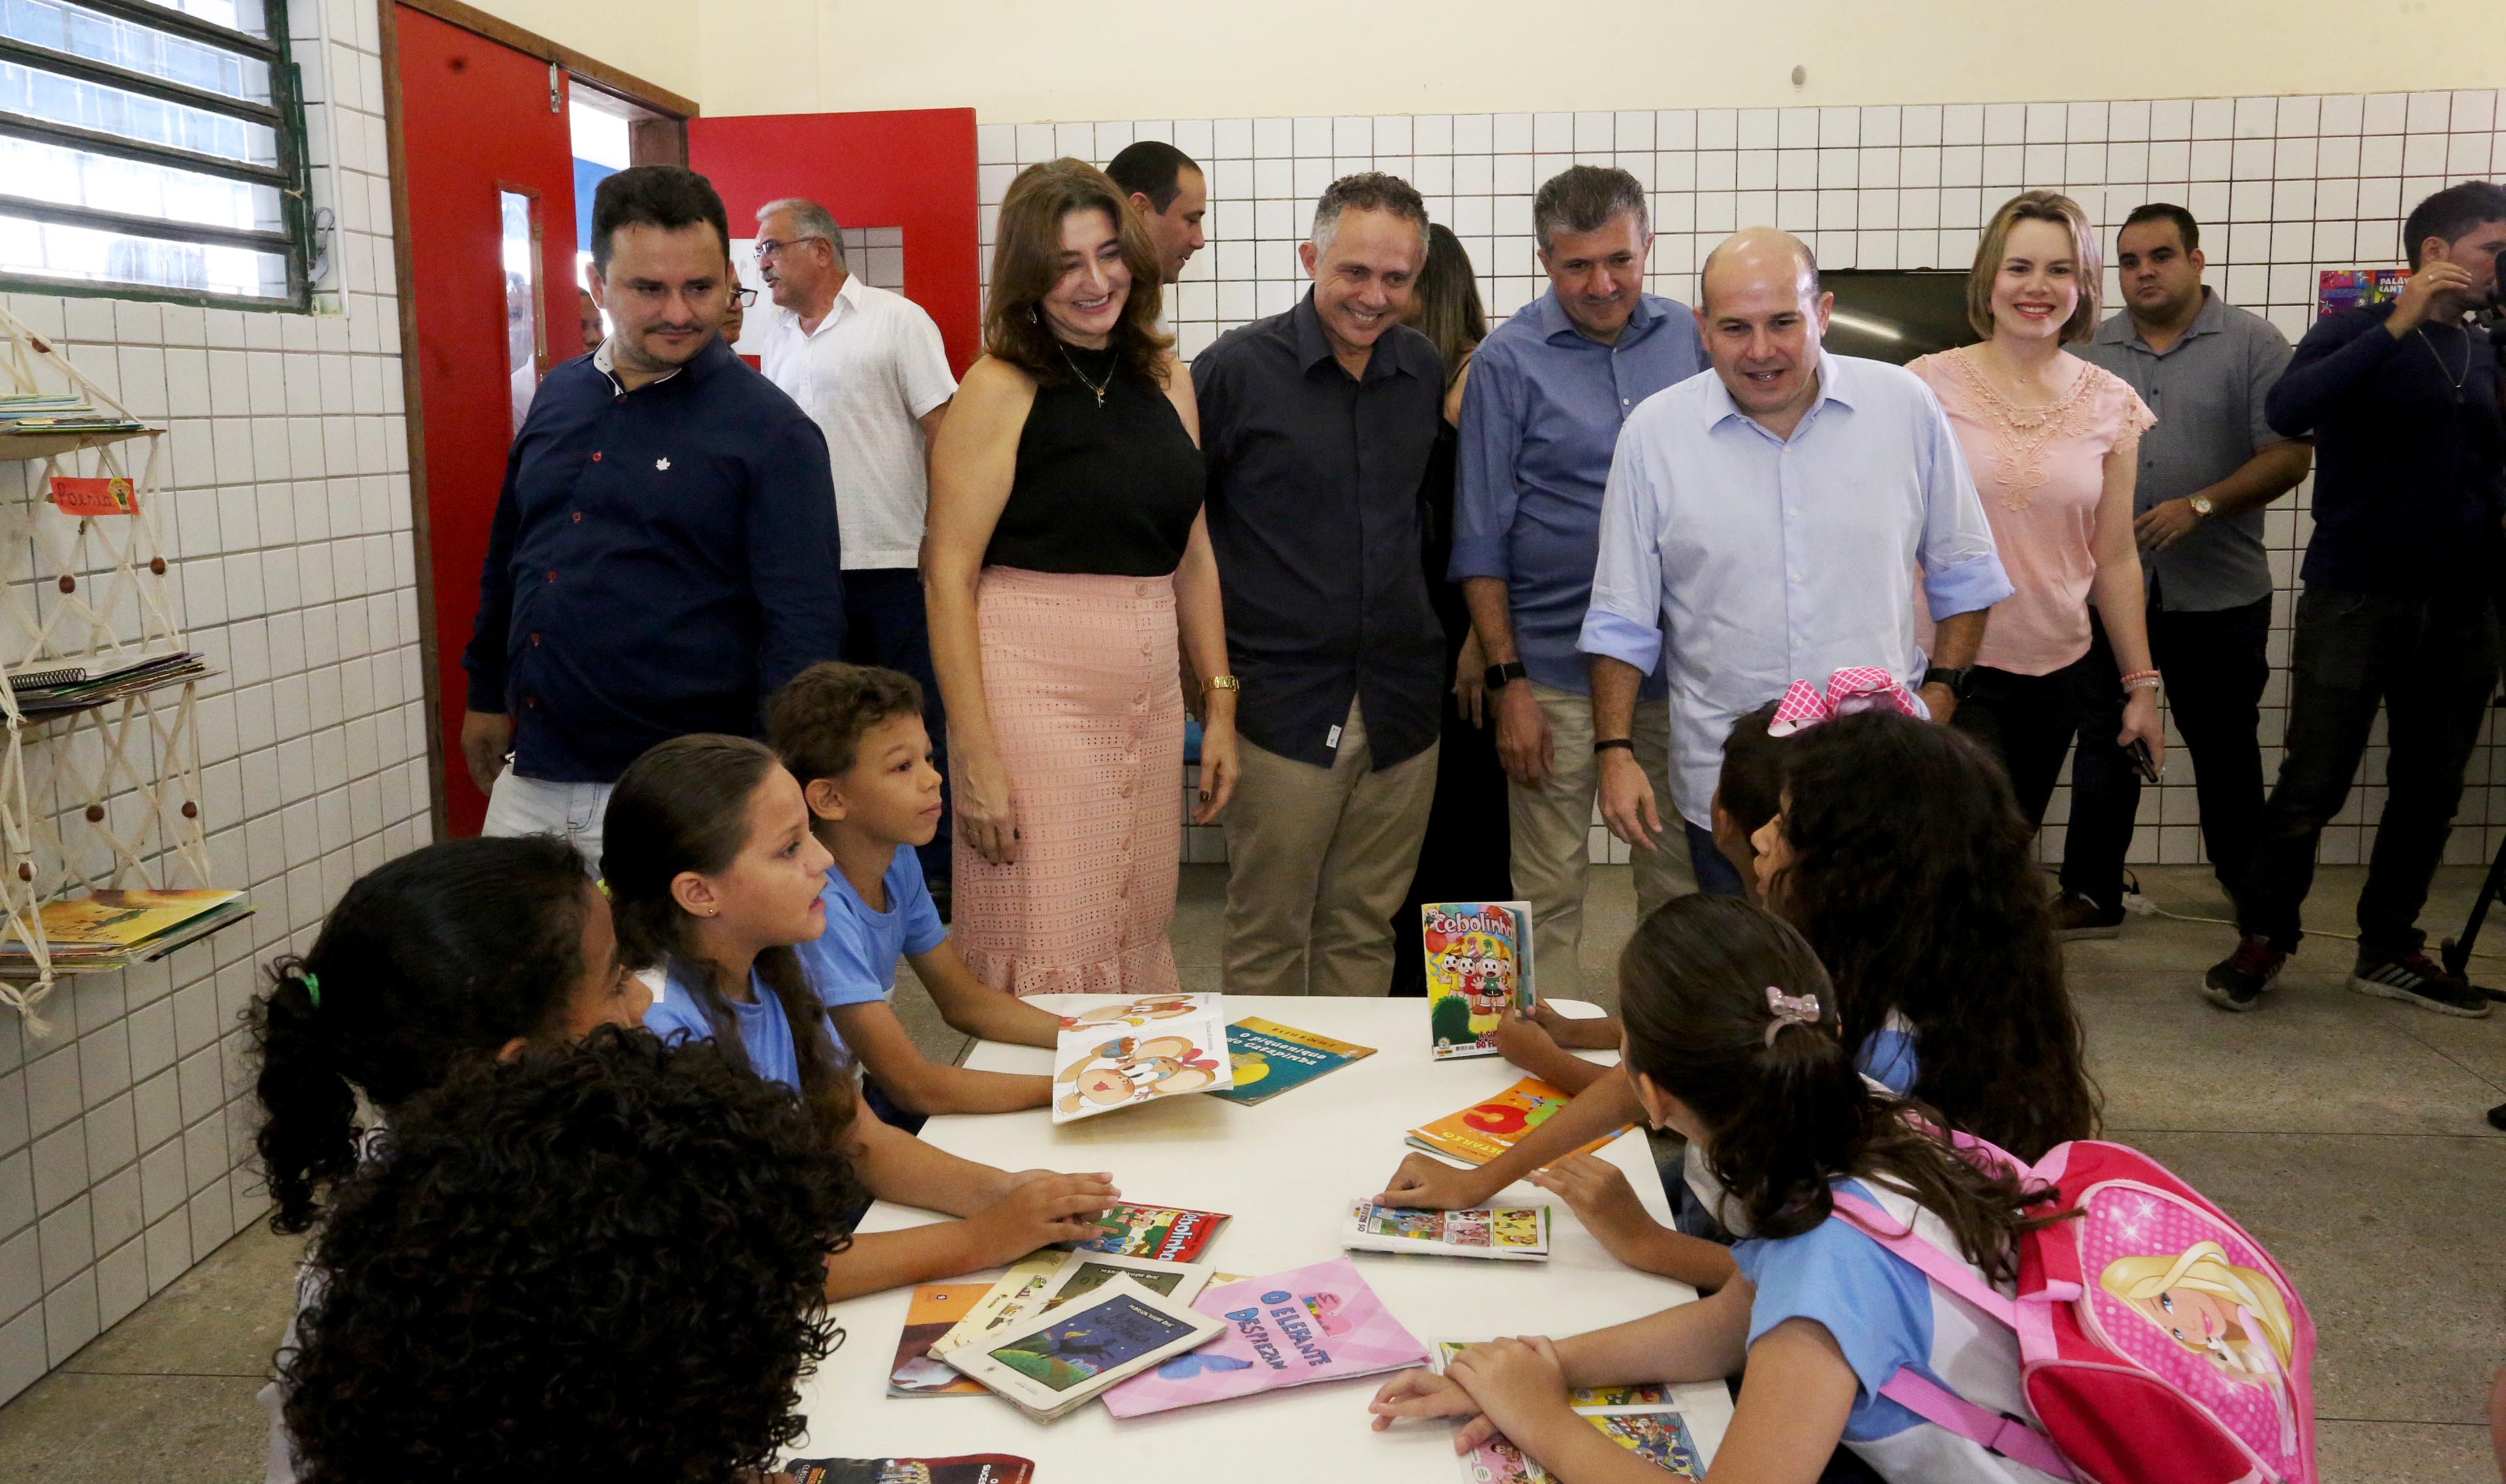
602, 734, 1120, 1301
1372, 895, 2071, 1483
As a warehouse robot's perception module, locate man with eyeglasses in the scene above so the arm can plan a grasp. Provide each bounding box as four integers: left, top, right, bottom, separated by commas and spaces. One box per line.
461, 166, 844, 867
756, 196, 962, 903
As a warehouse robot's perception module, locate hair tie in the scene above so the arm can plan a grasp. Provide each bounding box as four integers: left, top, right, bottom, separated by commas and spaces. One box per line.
301, 971, 321, 1010
1764, 985, 1819, 1045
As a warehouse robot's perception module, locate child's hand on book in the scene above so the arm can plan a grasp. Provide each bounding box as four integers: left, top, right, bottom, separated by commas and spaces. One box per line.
1367, 1367, 1497, 1449
1526, 1001, 1622, 1051
1374, 1152, 1497, 1213
963, 1171, 1120, 1266
1445, 1337, 1572, 1451
1529, 1155, 1662, 1267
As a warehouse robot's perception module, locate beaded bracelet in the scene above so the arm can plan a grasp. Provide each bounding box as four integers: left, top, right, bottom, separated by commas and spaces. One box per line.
2120, 669, 2162, 693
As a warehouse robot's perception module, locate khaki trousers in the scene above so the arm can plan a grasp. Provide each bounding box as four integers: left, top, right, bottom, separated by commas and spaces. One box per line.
1506, 681, 1693, 1000
1222, 699, 1440, 997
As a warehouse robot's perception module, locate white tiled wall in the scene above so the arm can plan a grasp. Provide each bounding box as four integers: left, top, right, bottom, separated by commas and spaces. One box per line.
982, 91, 2506, 874
0, 0, 428, 1404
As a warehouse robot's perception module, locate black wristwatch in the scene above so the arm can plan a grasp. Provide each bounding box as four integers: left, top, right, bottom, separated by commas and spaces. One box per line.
1921, 665, 1974, 700
1483, 660, 1528, 692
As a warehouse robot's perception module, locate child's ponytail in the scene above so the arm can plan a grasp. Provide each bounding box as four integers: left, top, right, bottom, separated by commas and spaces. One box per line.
250, 960, 356, 1235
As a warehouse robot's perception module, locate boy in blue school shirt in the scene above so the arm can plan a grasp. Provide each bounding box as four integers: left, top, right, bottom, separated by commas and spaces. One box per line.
769, 662, 1062, 1130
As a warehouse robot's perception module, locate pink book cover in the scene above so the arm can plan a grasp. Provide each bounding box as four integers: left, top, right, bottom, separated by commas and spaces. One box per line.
1100, 1257, 1429, 1418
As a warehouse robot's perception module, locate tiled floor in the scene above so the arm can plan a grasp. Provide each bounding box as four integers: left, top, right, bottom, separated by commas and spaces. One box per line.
1, 863, 2498, 1481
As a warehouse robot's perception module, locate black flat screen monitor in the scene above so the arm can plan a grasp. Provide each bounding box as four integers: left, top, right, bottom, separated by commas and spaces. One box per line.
1818, 269, 1977, 366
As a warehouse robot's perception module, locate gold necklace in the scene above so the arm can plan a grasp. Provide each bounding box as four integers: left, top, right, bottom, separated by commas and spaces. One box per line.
1057, 340, 1113, 409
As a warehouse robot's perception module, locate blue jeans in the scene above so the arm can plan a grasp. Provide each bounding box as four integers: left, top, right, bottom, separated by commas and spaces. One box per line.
843, 568, 950, 886
1686, 820, 1748, 897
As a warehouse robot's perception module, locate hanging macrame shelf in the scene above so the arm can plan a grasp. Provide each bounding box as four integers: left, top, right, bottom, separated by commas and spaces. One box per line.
0, 302, 243, 1027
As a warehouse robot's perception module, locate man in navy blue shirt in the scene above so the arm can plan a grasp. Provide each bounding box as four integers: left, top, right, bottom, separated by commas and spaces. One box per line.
1449, 166, 1710, 998
2206, 181, 2506, 1017
461, 166, 846, 865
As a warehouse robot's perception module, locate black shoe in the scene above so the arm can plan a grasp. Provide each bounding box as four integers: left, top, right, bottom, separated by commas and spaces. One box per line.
2349, 951, 2492, 1018
2051, 891, 2122, 941
2202, 935, 2286, 1012
2488, 1101, 2506, 1132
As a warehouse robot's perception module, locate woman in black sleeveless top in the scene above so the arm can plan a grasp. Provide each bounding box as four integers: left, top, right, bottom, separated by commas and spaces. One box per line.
923, 159, 1237, 995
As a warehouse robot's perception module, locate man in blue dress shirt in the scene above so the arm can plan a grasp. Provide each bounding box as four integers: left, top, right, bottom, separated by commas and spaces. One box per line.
461, 166, 846, 865
1580, 228, 2011, 874
1450, 166, 1707, 991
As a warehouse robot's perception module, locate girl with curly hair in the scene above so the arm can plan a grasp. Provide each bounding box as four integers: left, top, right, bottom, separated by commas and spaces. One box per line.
603, 733, 1122, 1299
283, 1028, 861, 1484
1369, 895, 2069, 1484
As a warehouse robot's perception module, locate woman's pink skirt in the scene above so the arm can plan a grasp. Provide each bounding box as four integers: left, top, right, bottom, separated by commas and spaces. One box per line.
953, 566, 1183, 997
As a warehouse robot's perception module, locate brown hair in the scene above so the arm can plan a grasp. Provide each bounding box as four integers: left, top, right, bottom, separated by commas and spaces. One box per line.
1410, 223, 1488, 379
983, 158, 1172, 386
768, 662, 925, 788
1967, 189, 2101, 343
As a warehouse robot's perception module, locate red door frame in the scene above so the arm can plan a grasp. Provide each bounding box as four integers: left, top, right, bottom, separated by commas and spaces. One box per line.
689, 109, 982, 375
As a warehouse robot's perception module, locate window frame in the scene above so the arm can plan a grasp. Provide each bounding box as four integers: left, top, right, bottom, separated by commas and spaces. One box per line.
0, 0, 315, 311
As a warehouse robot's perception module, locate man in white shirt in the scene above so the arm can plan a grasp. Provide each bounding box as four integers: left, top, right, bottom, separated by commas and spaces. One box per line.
756, 195, 960, 899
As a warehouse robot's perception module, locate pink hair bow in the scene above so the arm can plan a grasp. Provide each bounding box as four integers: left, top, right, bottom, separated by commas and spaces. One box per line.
1765, 666, 1918, 737
1764, 986, 1823, 1045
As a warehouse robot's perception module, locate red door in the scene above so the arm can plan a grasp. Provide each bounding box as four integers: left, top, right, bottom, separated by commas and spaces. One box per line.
397, 6, 580, 835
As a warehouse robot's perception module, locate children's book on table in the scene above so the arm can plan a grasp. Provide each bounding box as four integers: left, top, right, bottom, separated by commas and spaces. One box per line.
1436, 1340, 1708, 1483
927, 1254, 1062, 1359
1423, 901, 1536, 1059
1404, 1075, 1632, 1167
1049, 993, 1234, 1122
1206, 1017, 1376, 1104
784, 1454, 1034, 1483
1069, 1201, 1230, 1262
1101, 1256, 1430, 1417
1033, 1249, 1213, 1314
943, 1275, 1226, 1421
886, 1282, 992, 1397
1343, 1200, 1551, 1261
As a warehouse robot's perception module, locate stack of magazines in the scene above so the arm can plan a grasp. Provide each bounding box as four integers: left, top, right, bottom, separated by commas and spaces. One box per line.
7, 653, 209, 717
0, 889, 252, 976
0, 394, 144, 437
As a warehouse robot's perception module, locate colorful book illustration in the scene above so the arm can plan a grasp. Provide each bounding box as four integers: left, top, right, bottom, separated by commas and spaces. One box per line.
888, 1283, 991, 1397
1207, 1017, 1377, 1104
1102, 1256, 1429, 1417
1049, 993, 1233, 1122
1034, 1249, 1212, 1314
1070, 1201, 1230, 1263
2316, 266, 2412, 318
784, 1454, 1035, 1484
1403, 1075, 1632, 1167
927, 1254, 1063, 1359
1423, 901, 1536, 1059
942, 1275, 1227, 1421
1344, 1200, 1551, 1261
0, 888, 252, 973
1438, 1340, 1706, 1483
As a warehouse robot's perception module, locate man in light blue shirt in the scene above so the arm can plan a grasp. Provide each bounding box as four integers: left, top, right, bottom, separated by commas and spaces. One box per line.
1580, 228, 2011, 880
1451, 166, 1707, 997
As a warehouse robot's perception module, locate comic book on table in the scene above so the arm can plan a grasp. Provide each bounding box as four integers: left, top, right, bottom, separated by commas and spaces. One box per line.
1032, 1248, 1213, 1314
1434, 1340, 1707, 1483
1403, 1075, 1633, 1167
1342, 1199, 1551, 1261
927, 1254, 1062, 1359
1100, 1256, 1431, 1417
1068, 1201, 1231, 1262
942, 1275, 1228, 1421
1205, 1017, 1377, 1105
1423, 901, 1536, 1059
1049, 993, 1234, 1123
783, 1454, 1034, 1484
886, 1282, 991, 1397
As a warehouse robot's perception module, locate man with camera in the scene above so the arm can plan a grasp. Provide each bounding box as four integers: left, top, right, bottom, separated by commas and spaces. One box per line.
2204, 181, 2506, 1016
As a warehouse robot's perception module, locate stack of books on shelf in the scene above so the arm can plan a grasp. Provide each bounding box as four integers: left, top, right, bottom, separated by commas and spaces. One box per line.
0, 394, 144, 439
0, 889, 252, 976
6, 653, 209, 717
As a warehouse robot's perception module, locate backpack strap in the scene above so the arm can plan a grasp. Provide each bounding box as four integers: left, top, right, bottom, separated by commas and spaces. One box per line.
1829, 1191, 2018, 1327
1875, 1368, 2077, 1481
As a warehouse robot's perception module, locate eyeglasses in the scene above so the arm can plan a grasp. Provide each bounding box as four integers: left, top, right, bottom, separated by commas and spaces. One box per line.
730, 286, 758, 308
754, 235, 829, 262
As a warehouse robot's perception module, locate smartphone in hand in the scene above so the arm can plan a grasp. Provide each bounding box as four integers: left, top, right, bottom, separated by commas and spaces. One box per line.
2127, 737, 2163, 784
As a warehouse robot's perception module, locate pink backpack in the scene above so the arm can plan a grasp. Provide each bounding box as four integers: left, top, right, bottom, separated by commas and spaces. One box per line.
1831, 1136, 2316, 1484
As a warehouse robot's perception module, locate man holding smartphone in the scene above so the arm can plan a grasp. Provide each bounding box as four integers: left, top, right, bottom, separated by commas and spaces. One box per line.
2054, 204, 2311, 938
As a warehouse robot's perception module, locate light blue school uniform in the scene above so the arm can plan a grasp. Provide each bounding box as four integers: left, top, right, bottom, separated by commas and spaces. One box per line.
643, 962, 828, 1093
794, 847, 949, 1053
1859, 1010, 1919, 1096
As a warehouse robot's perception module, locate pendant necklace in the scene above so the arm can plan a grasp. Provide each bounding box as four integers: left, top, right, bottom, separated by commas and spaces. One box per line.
2417, 326, 2469, 404
1057, 341, 1113, 409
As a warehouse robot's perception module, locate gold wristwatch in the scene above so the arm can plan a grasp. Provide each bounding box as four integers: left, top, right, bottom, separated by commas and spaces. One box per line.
2188, 494, 2216, 518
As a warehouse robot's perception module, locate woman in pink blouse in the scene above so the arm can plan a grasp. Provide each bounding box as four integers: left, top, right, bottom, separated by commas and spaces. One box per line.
1912, 190, 2167, 831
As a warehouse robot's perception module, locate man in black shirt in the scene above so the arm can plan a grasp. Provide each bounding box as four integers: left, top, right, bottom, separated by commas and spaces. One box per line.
1192, 174, 1446, 997
2206, 181, 2506, 1016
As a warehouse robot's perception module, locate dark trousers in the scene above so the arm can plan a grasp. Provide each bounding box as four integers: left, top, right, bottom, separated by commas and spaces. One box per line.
1951, 657, 2097, 830
843, 568, 951, 885
2240, 584, 2499, 961
2060, 598, 2272, 912
1684, 820, 1749, 897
